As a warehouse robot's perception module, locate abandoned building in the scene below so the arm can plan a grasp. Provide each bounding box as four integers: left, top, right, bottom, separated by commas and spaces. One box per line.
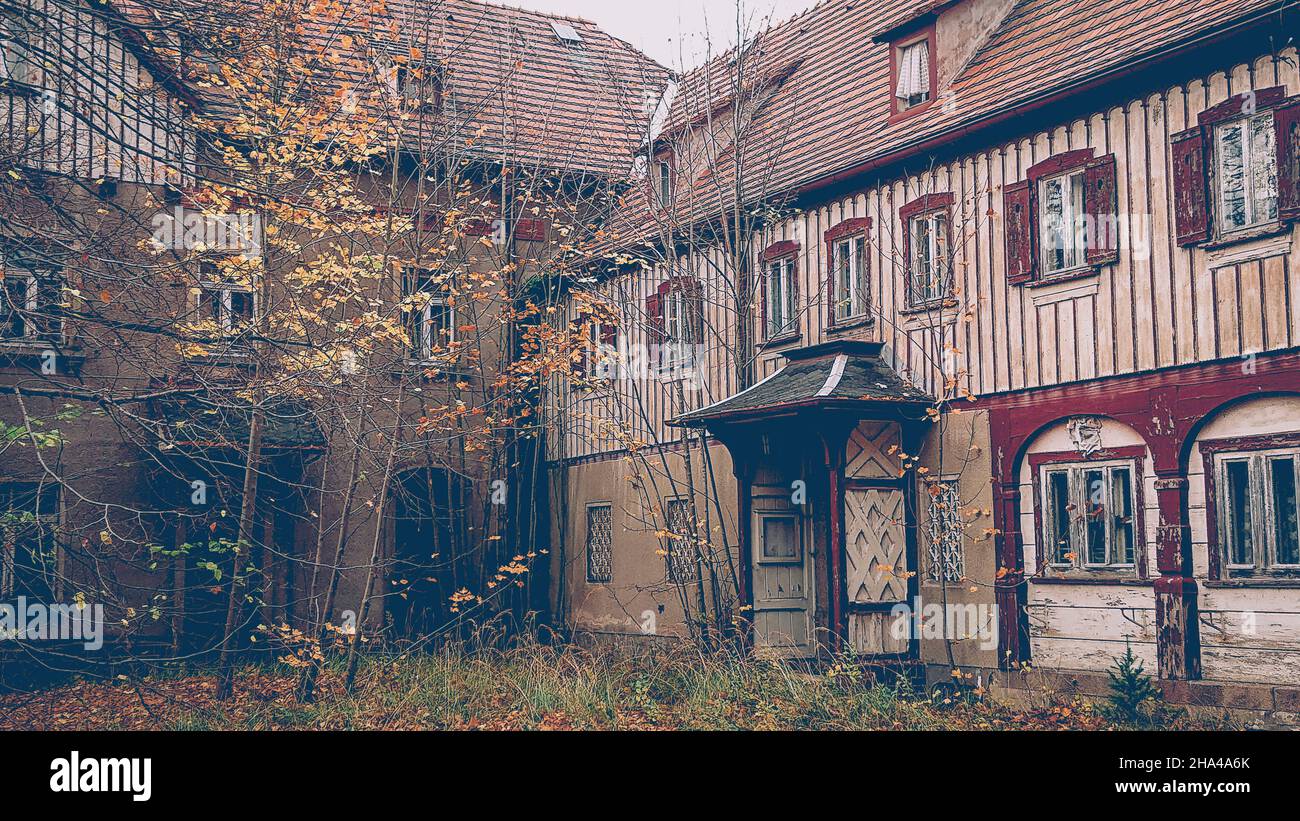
4, 0, 1300, 716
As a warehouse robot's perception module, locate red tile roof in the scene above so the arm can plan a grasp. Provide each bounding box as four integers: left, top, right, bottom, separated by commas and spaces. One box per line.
112, 0, 670, 178
607, 0, 1295, 243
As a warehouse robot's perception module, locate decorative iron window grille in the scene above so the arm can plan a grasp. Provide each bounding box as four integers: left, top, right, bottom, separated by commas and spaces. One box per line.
926, 481, 965, 583
586, 504, 613, 584
665, 498, 698, 583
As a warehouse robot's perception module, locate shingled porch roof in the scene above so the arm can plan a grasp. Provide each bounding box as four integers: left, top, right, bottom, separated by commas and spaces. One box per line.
670, 340, 933, 428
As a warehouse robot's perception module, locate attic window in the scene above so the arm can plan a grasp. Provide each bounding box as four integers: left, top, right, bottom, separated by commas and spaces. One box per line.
895, 40, 930, 109
550, 21, 584, 47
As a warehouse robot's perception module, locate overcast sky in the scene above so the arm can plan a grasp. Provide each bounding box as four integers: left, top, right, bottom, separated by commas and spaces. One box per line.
506, 0, 820, 69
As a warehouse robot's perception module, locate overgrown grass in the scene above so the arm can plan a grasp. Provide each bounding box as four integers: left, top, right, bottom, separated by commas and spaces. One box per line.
0, 641, 1240, 730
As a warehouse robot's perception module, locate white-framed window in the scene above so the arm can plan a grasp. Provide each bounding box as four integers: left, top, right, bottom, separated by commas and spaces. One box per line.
403, 270, 455, 362
1, 258, 61, 342
757, 512, 801, 564
1041, 460, 1137, 570
894, 39, 930, 110
585, 503, 613, 584
1213, 112, 1278, 235
197, 260, 254, 356
661, 282, 701, 370
925, 480, 964, 583
665, 497, 697, 583
765, 255, 797, 339
832, 234, 868, 322
1216, 449, 1300, 575
1039, 168, 1087, 274
908, 210, 950, 305
656, 159, 673, 208
579, 314, 617, 379
0, 11, 33, 85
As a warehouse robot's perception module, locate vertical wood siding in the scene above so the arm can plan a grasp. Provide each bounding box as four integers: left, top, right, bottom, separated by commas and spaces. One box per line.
551, 47, 1300, 462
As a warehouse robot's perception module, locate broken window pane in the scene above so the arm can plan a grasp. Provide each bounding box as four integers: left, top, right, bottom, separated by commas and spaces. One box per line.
1048, 470, 1072, 565
1085, 468, 1107, 564
1225, 459, 1254, 566
1112, 467, 1135, 566
1270, 457, 1299, 566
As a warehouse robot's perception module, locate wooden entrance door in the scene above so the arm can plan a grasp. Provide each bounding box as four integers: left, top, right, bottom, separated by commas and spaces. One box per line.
843, 486, 911, 654
750, 484, 813, 657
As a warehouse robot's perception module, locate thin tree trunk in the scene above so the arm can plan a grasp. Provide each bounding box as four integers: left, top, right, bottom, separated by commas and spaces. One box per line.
215, 405, 265, 701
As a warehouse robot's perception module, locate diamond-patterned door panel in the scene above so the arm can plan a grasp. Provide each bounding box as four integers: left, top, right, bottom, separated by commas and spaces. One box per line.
844, 488, 907, 603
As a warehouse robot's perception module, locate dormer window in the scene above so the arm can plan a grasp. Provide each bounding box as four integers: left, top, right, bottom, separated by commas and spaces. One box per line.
895, 40, 930, 110
397, 64, 442, 112
655, 158, 673, 208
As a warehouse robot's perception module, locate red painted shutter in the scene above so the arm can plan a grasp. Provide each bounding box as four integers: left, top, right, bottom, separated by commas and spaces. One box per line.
515, 218, 549, 242
1276, 97, 1300, 223
1003, 180, 1034, 284
1084, 153, 1119, 265
687, 280, 704, 343
1171, 126, 1210, 246
646, 292, 665, 344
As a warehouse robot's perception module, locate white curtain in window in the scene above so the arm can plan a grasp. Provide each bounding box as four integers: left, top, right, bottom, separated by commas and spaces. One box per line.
896, 41, 929, 100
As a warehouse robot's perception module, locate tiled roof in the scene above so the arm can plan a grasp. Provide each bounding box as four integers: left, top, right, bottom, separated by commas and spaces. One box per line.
610, 0, 1294, 240
112, 0, 670, 178
381, 0, 670, 176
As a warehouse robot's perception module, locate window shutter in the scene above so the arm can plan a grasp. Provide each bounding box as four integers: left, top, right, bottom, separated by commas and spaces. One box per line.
1276, 97, 1300, 223
1171, 126, 1209, 246
687, 280, 704, 343
646, 292, 665, 344
600, 322, 617, 347
1003, 180, 1034, 284
1084, 154, 1119, 265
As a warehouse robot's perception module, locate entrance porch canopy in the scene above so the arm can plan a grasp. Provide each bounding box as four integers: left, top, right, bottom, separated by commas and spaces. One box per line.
669, 340, 933, 431
667, 339, 934, 655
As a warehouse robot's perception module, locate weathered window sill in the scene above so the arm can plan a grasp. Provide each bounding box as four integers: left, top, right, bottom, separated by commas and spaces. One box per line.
1204, 577, 1300, 589
826, 317, 874, 335
1029, 574, 1148, 586
757, 331, 801, 351
898, 298, 957, 317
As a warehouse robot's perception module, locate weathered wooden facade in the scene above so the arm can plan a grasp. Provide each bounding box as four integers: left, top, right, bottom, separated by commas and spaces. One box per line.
550, 0, 1300, 710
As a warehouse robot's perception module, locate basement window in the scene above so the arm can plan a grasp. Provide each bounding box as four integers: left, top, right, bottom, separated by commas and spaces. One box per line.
665, 498, 698, 583
585, 503, 613, 584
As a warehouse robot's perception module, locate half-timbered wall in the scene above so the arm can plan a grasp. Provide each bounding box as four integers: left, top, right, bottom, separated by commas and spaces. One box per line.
1, 0, 194, 185
551, 46, 1300, 464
